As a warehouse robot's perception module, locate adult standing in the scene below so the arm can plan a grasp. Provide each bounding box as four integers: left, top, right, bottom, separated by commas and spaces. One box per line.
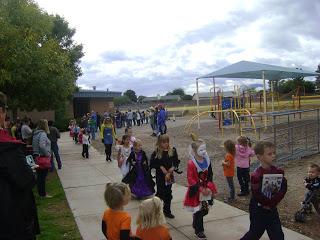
88, 114, 96, 140
149, 107, 156, 136
127, 109, 133, 127
157, 104, 167, 135
48, 120, 62, 170
133, 111, 137, 126
21, 118, 33, 144
96, 112, 101, 131
136, 110, 141, 126
100, 117, 116, 161
32, 119, 52, 198
0, 92, 40, 239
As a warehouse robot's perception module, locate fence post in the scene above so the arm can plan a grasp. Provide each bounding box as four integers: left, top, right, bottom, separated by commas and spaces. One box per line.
317, 108, 320, 152
273, 115, 276, 145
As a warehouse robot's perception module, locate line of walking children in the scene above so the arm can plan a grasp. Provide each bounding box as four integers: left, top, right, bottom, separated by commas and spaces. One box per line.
101, 129, 293, 240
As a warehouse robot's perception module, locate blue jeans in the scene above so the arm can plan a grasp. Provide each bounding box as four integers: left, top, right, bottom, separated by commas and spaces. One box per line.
90, 126, 96, 140
51, 142, 62, 170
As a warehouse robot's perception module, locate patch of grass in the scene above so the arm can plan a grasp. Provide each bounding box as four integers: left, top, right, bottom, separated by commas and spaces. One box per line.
34, 172, 82, 240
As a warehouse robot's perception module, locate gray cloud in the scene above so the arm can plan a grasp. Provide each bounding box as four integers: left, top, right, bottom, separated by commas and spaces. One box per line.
78, 0, 320, 96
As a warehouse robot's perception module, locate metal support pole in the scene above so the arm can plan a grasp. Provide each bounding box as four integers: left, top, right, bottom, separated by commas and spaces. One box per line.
262, 71, 267, 129
196, 78, 200, 130
271, 80, 274, 112
213, 77, 216, 111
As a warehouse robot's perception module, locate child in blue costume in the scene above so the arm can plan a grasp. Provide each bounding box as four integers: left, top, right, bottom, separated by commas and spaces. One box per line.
100, 117, 116, 162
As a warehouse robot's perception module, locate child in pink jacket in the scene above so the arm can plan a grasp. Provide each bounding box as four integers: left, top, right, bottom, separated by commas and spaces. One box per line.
235, 136, 255, 196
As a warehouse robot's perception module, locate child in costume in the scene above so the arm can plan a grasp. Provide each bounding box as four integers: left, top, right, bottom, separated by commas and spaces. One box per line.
135, 196, 172, 240
116, 135, 132, 177
183, 134, 217, 240
81, 129, 90, 159
222, 139, 236, 203
150, 134, 180, 219
100, 117, 116, 162
101, 182, 134, 240
124, 139, 155, 199
235, 136, 255, 196
125, 127, 136, 148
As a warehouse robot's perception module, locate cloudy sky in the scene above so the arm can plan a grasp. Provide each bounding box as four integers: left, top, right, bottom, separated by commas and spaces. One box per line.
36, 0, 320, 96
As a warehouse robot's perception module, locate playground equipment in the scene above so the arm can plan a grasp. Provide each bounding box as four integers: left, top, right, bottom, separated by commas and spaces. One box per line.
184, 108, 256, 137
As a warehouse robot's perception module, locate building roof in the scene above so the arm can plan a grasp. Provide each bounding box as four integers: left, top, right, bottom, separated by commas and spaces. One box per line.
73, 90, 122, 98
198, 60, 319, 80
142, 95, 181, 102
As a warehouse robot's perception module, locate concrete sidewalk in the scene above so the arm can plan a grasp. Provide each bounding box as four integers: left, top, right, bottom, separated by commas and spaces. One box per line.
57, 133, 311, 240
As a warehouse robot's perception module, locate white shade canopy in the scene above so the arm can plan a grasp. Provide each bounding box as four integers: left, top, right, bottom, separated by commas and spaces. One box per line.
198, 60, 319, 80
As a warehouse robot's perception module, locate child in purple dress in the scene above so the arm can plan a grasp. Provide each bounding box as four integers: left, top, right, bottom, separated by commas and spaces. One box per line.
125, 139, 155, 199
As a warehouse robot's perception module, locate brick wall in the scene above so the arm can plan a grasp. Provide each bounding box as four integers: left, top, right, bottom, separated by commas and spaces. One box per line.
90, 98, 114, 115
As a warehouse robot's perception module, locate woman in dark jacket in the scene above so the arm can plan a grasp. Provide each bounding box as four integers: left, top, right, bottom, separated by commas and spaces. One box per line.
0, 92, 40, 240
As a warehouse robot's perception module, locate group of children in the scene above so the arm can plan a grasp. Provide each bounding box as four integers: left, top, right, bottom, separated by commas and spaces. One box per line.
102, 132, 217, 240
100, 127, 320, 240
67, 118, 320, 240
69, 120, 91, 159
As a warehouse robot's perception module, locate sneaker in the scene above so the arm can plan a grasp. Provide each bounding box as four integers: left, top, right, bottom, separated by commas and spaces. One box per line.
164, 211, 175, 219
195, 232, 207, 240
238, 191, 249, 196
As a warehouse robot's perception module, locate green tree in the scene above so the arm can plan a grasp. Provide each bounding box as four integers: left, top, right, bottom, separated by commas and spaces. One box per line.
0, 0, 83, 117
166, 88, 185, 96
137, 95, 146, 102
182, 94, 192, 100
114, 95, 131, 106
278, 78, 315, 94
123, 89, 137, 102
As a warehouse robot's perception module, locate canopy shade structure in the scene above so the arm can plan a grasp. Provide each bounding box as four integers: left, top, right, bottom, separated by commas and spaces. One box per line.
194, 60, 319, 130
198, 60, 319, 80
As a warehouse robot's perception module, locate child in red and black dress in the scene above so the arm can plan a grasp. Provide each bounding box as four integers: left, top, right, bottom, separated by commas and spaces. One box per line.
150, 134, 180, 219
183, 134, 217, 240
240, 141, 287, 240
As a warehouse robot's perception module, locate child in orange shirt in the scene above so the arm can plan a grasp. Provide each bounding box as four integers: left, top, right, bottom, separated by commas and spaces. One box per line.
136, 196, 172, 240
222, 140, 236, 203
101, 182, 134, 240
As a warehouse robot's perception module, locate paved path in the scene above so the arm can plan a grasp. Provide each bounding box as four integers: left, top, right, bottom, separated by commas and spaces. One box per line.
57, 132, 312, 240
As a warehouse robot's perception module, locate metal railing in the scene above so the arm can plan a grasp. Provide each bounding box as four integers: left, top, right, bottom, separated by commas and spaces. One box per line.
243, 109, 320, 162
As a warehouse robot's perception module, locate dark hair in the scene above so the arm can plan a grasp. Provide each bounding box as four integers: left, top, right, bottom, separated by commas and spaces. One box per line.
121, 134, 130, 145
254, 141, 275, 155
309, 163, 320, 172
224, 140, 236, 156
48, 120, 54, 126
0, 92, 8, 111
237, 136, 248, 146
125, 127, 131, 134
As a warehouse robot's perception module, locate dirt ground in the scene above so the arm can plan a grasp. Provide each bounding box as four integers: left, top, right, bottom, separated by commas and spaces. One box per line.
91, 116, 320, 240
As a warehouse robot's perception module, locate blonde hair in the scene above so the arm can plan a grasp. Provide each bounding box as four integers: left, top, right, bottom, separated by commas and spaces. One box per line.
155, 134, 173, 158
133, 138, 142, 150
104, 182, 130, 209
189, 133, 206, 156
38, 119, 49, 134
137, 196, 166, 229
